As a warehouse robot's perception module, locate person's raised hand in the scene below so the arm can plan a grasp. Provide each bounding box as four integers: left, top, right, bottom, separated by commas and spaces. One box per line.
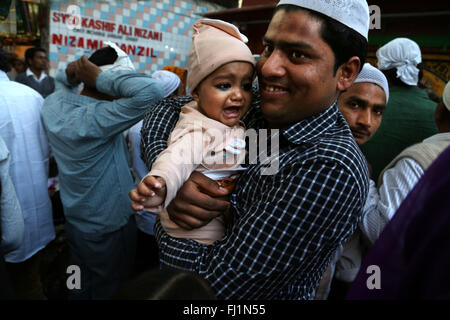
166, 171, 231, 230
65, 61, 80, 86
74, 55, 102, 89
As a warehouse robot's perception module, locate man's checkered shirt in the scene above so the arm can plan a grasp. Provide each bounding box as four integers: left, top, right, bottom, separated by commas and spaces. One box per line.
140, 89, 369, 299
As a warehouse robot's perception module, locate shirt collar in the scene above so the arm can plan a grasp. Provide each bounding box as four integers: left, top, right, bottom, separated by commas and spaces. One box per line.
423, 132, 450, 143
0, 70, 9, 81
26, 68, 47, 82
282, 100, 340, 145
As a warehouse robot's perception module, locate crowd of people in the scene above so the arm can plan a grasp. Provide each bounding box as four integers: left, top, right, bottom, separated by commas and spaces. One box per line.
1, 0, 450, 300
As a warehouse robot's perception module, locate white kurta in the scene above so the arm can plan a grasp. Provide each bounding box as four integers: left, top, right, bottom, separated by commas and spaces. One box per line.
0, 71, 54, 262
335, 132, 450, 284
366, 133, 450, 236
360, 136, 450, 243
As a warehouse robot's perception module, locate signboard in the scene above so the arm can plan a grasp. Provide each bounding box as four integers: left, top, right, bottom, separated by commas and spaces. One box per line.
48, 0, 221, 76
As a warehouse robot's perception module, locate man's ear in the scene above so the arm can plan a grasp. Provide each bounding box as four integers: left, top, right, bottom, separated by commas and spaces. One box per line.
336, 56, 361, 92
192, 89, 200, 103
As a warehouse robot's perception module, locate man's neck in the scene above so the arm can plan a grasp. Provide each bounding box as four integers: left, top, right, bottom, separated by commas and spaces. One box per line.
438, 125, 450, 134
29, 66, 43, 79
266, 98, 338, 130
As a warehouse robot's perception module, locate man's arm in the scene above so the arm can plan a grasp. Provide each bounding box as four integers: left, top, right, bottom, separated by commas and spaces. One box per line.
93, 74, 164, 137
140, 95, 192, 169
0, 142, 24, 254
155, 160, 365, 299
377, 157, 423, 220
45, 56, 165, 139
66, 56, 164, 138
130, 171, 230, 228
53, 68, 80, 93
360, 158, 423, 244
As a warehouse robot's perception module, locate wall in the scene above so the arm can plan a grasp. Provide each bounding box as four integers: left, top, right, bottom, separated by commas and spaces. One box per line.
48, 0, 224, 76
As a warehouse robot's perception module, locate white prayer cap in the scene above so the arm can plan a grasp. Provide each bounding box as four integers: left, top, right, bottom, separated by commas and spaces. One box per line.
152, 70, 181, 98
354, 63, 390, 103
277, 0, 370, 40
443, 81, 450, 111
376, 38, 422, 86
99, 41, 136, 72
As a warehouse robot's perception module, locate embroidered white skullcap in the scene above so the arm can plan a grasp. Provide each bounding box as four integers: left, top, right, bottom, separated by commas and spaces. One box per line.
376, 38, 422, 86
277, 0, 370, 40
443, 81, 450, 111
354, 63, 390, 103
99, 41, 136, 72
152, 70, 181, 98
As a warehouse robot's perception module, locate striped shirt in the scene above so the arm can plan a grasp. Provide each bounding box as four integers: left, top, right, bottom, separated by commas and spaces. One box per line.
142, 89, 369, 299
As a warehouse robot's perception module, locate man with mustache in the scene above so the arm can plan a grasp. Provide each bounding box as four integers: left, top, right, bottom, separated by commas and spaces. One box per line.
130, 0, 370, 299
338, 63, 388, 149
347, 81, 450, 300
331, 80, 450, 299
315, 63, 389, 299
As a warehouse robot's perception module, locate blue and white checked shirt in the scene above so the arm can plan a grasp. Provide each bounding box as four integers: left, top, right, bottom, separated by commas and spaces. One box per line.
142, 89, 369, 299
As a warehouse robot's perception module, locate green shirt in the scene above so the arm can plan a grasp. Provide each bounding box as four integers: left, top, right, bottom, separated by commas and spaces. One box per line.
361, 86, 438, 184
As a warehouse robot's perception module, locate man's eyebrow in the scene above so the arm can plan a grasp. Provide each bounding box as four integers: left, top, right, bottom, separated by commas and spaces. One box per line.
373, 104, 386, 110
263, 37, 313, 50
347, 96, 368, 106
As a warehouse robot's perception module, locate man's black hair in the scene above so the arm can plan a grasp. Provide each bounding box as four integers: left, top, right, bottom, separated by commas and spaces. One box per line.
0, 48, 12, 73
24, 47, 46, 66
112, 268, 217, 300
88, 46, 118, 67
275, 4, 368, 75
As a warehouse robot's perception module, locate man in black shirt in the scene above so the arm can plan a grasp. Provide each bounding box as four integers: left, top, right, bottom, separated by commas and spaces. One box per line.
130, 0, 371, 299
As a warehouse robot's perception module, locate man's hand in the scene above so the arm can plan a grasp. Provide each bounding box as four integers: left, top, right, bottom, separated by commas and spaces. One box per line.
65, 61, 80, 86
70, 55, 102, 89
167, 172, 231, 230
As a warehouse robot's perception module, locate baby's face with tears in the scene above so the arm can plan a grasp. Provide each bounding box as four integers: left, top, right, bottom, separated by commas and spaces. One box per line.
192, 61, 254, 127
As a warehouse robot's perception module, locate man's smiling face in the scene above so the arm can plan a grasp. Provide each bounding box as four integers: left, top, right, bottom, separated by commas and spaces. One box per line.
256, 8, 342, 129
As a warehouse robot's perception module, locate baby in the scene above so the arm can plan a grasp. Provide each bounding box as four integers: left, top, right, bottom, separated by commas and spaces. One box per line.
135, 19, 255, 245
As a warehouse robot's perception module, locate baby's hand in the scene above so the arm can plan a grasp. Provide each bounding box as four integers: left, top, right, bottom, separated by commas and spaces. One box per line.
141, 175, 166, 211
129, 175, 167, 212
